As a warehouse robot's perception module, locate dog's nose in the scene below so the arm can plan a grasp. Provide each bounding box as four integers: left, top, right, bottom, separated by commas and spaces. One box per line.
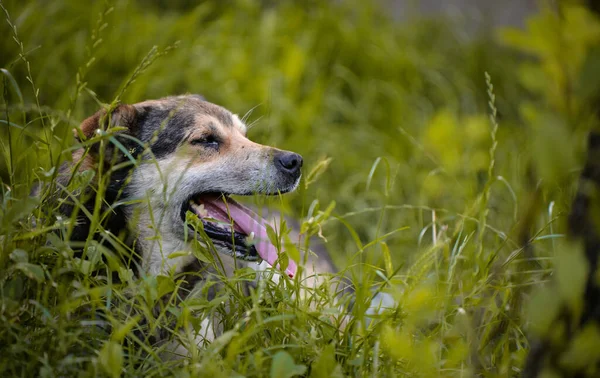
275, 152, 303, 176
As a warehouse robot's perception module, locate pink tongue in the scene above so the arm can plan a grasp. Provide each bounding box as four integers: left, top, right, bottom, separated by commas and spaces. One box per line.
200, 197, 297, 278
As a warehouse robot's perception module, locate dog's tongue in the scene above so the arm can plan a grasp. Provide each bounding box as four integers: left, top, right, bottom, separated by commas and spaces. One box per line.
200, 196, 297, 278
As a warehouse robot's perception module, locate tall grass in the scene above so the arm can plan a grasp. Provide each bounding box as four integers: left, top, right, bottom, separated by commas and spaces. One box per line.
1, 0, 600, 376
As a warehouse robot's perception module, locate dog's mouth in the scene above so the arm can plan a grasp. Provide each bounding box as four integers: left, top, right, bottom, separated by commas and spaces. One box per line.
182, 194, 297, 277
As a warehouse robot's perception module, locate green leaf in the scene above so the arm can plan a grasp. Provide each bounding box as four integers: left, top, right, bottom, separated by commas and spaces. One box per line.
529, 114, 576, 183
208, 329, 239, 355
380, 242, 393, 277
112, 316, 141, 343
265, 223, 289, 272
84, 243, 103, 268
318, 201, 336, 222
270, 351, 306, 378
234, 267, 256, 280
526, 287, 561, 336
310, 343, 340, 378
283, 235, 300, 268
9, 249, 28, 263
555, 240, 587, 311
141, 276, 158, 304
15, 263, 45, 283
168, 250, 191, 259
99, 341, 123, 378
0, 68, 24, 104
1, 196, 39, 228
74, 169, 95, 187
381, 325, 413, 362
73, 258, 93, 275
157, 275, 175, 298
305, 157, 332, 188
39, 166, 55, 178
560, 323, 600, 370
117, 267, 134, 282
265, 223, 279, 248
191, 240, 212, 263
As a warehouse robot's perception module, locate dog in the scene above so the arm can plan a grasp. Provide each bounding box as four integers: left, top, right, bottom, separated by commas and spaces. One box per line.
54, 94, 343, 354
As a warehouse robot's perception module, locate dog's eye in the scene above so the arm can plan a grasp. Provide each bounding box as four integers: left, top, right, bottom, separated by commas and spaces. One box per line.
190, 136, 220, 149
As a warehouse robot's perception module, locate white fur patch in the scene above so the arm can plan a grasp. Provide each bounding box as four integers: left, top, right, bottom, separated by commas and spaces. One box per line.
232, 114, 247, 135
161, 316, 218, 360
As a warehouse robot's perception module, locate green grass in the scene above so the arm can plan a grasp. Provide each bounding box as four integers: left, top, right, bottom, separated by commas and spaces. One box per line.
1, 0, 600, 376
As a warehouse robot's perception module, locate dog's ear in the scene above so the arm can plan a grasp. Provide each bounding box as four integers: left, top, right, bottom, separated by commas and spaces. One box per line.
75, 104, 143, 165
77, 104, 138, 141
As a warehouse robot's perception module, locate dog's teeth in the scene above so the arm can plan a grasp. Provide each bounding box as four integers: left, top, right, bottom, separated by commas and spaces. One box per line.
198, 204, 208, 217
189, 201, 208, 217
245, 232, 256, 246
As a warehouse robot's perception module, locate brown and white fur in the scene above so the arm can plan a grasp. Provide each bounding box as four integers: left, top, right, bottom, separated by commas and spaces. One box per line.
56, 95, 343, 353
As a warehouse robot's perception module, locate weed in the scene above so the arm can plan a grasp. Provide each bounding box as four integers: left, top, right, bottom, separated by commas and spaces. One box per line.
1, 1, 600, 377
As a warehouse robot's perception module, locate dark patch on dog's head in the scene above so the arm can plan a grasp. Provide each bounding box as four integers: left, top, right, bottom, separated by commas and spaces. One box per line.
75, 96, 222, 164
128, 95, 237, 159
210, 107, 234, 128
135, 106, 196, 159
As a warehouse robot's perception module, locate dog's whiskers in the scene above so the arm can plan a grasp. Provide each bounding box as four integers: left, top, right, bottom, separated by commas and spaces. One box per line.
247, 115, 264, 131
241, 103, 262, 127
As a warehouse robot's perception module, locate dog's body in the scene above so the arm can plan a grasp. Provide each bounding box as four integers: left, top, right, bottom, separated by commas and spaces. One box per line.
56, 95, 341, 351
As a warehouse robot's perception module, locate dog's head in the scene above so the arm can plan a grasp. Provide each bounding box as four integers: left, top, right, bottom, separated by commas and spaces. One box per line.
77, 95, 302, 276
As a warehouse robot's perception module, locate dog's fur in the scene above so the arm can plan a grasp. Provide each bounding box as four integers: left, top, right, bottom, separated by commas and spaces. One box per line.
55, 95, 341, 349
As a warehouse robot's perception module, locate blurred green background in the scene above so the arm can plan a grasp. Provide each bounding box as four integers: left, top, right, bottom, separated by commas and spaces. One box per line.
2, 0, 600, 268
3, 0, 600, 375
